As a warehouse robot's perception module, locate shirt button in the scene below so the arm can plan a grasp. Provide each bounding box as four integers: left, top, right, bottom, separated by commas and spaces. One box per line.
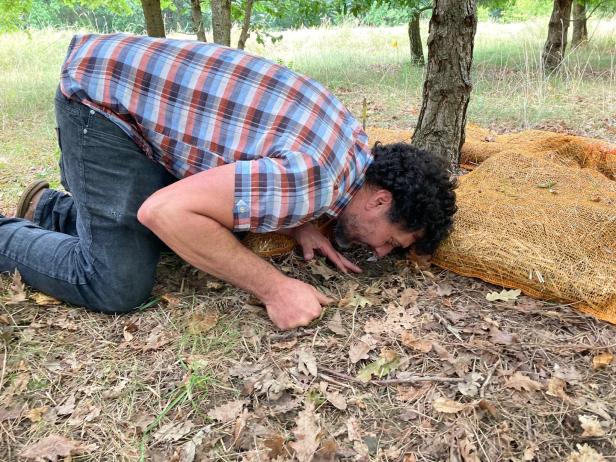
239, 206, 247, 213
89, 109, 95, 115
83, 129, 88, 134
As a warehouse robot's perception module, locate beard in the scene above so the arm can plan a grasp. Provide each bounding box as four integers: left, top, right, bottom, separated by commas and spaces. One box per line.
334, 214, 355, 249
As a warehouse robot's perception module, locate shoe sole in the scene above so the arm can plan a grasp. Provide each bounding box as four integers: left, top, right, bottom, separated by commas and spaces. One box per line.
15, 180, 49, 219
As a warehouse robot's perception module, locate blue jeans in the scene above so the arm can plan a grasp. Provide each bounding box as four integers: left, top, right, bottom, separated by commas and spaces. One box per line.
0, 89, 177, 313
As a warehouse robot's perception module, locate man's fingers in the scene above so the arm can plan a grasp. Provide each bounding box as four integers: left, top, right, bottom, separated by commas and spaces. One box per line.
339, 254, 362, 273
302, 245, 315, 261
320, 245, 350, 273
315, 290, 334, 306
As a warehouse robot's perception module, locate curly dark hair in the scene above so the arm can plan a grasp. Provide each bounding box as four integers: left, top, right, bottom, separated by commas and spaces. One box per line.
364, 142, 457, 255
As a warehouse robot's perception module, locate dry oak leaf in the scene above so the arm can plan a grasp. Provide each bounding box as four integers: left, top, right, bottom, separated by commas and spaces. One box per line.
0, 405, 24, 422
297, 348, 318, 377
67, 401, 101, 426
308, 259, 337, 280
504, 372, 543, 392
187, 308, 219, 335
400, 330, 432, 353
26, 406, 48, 423
290, 399, 321, 462
20, 434, 98, 461
140, 324, 172, 352
395, 383, 432, 403
348, 334, 377, 364
567, 444, 607, 462
326, 310, 347, 336
318, 382, 347, 411
7, 270, 27, 304
489, 326, 518, 345
54, 395, 76, 416
31, 292, 62, 305
546, 377, 570, 401
579, 415, 606, 438
486, 289, 521, 302
208, 399, 245, 423
432, 397, 470, 414
152, 420, 194, 443
399, 287, 419, 307
591, 352, 613, 370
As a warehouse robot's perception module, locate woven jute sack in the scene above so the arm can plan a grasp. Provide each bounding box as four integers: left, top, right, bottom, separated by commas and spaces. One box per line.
432, 150, 616, 324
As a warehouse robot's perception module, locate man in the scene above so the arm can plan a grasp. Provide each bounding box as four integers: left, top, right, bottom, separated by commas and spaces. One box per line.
0, 34, 456, 329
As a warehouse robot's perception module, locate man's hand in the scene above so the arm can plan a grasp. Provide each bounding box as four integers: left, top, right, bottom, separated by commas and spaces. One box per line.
264, 277, 333, 330
290, 222, 361, 274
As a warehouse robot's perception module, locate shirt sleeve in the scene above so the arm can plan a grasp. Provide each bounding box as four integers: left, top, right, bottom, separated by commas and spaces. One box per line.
233, 154, 335, 232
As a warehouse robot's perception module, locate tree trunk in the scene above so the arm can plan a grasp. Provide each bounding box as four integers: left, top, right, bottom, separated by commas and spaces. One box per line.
237, 0, 255, 50
408, 11, 424, 65
140, 0, 166, 38
411, 0, 477, 169
571, 0, 588, 47
211, 0, 232, 46
190, 0, 207, 42
542, 0, 573, 73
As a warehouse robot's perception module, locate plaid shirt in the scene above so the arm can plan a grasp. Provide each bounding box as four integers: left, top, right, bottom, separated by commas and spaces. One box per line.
60, 33, 372, 232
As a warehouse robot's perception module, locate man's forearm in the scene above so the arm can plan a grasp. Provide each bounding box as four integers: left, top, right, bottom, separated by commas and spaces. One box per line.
139, 205, 286, 302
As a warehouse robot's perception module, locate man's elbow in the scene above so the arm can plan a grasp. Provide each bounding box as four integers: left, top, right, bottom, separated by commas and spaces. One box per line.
137, 192, 169, 231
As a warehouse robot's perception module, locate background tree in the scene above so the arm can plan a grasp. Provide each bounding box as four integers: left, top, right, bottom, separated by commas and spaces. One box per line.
542, 0, 573, 73
141, 0, 165, 36
190, 0, 207, 41
210, 0, 231, 45
411, 0, 478, 168
571, 0, 588, 45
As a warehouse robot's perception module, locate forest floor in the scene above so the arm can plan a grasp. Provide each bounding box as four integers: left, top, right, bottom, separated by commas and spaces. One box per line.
1, 22, 615, 461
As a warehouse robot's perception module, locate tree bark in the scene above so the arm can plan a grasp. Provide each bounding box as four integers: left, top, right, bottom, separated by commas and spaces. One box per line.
237, 0, 255, 50
211, 0, 232, 46
571, 0, 588, 47
408, 11, 424, 65
190, 0, 207, 42
411, 0, 477, 169
140, 0, 166, 38
542, 0, 573, 73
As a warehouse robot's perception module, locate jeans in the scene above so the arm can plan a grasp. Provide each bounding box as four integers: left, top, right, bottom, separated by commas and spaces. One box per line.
0, 89, 177, 313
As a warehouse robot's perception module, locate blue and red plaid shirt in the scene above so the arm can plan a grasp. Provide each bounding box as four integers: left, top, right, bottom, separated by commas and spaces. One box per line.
60, 33, 372, 232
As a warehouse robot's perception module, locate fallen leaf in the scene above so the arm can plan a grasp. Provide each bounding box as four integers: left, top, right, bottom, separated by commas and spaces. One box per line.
486, 289, 521, 302
161, 293, 181, 307
399, 287, 419, 307
364, 303, 417, 335
591, 352, 613, 370
187, 308, 219, 335
400, 331, 432, 353
30, 292, 61, 305
432, 397, 469, 414
566, 444, 607, 462
356, 349, 400, 383
319, 382, 347, 410
458, 436, 481, 462
289, 399, 321, 462
263, 434, 286, 460
232, 408, 249, 445
346, 416, 362, 441
140, 325, 172, 352
348, 334, 377, 364
458, 373, 483, 398
326, 311, 346, 336
20, 434, 98, 461
0, 405, 23, 422
152, 420, 194, 443
122, 323, 136, 342
7, 271, 27, 304
436, 283, 453, 297
308, 259, 337, 280
489, 326, 518, 345
0, 314, 10, 325
54, 395, 76, 416
101, 380, 128, 399
504, 372, 543, 392
546, 377, 569, 401
523, 444, 538, 461
208, 400, 245, 423
297, 348, 318, 377
26, 406, 48, 423
579, 415, 606, 437
67, 401, 101, 426
395, 383, 431, 402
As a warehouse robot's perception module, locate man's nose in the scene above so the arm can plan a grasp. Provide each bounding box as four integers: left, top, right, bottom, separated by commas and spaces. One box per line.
373, 244, 393, 257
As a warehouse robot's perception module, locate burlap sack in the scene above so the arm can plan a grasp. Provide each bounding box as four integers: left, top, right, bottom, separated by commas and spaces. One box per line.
432, 150, 616, 323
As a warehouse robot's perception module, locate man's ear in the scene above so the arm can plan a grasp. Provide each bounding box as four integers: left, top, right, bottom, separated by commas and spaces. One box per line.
365, 189, 393, 210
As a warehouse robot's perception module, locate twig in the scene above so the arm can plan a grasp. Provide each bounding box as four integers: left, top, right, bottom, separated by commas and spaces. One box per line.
268, 328, 315, 342
480, 358, 500, 398
319, 367, 463, 386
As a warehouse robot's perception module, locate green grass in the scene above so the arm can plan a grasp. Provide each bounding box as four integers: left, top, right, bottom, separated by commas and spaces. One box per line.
0, 19, 615, 211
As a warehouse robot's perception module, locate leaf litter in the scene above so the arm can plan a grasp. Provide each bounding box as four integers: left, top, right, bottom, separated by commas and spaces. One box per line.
1, 250, 615, 460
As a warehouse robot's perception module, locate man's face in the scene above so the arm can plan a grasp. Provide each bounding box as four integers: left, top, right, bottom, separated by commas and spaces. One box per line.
335, 206, 421, 257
